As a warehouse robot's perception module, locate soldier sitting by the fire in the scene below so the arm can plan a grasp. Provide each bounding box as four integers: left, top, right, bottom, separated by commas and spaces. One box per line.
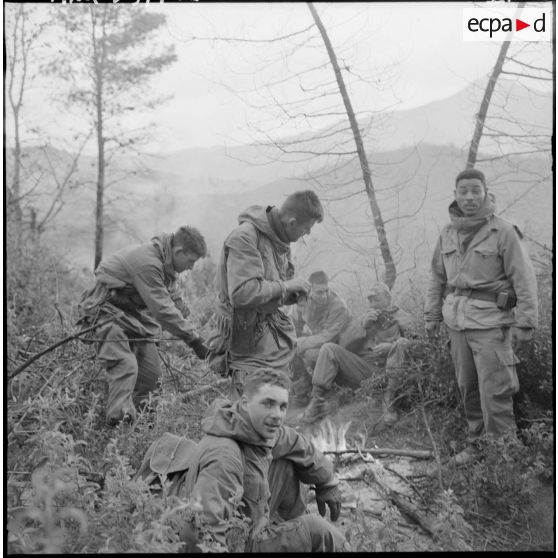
289, 271, 351, 407
301, 282, 414, 425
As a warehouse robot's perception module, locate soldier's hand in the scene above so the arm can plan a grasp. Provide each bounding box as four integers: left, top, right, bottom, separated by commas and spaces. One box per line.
296, 336, 311, 355
189, 337, 210, 360
284, 278, 311, 298
512, 327, 533, 352
425, 321, 441, 339
364, 308, 381, 323
315, 484, 342, 522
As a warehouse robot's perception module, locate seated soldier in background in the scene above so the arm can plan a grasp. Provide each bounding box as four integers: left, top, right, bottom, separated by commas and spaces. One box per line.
178, 368, 349, 553
290, 271, 351, 406
77, 226, 210, 426
301, 282, 415, 426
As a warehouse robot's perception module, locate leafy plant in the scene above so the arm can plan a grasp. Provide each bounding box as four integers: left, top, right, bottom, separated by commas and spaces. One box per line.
463, 433, 537, 520
431, 489, 472, 551
7, 465, 88, 554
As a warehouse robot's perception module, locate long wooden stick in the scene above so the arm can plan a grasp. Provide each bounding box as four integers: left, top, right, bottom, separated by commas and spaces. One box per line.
387, 489, 437, 538
360, 461, 438, 540
8, 313, 122, 381
323, 448, 433, 459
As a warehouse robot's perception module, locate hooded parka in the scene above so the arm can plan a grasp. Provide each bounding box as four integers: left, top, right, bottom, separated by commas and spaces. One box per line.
180, 399, 348, 552
212, 206, 298, 376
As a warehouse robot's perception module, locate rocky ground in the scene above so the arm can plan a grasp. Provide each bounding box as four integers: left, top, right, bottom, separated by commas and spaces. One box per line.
286, 393, 555, 552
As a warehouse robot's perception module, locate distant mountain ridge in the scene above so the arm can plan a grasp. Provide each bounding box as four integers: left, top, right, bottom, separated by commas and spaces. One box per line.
138, 77, 551, 196
9, 77, 552, 299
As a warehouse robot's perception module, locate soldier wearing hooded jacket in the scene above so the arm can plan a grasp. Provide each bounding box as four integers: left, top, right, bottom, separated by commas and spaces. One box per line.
77, 226, 209, 426
301, 282, 414, 425
178, 368, 349, 553
210, 190, 324, 398
289, 270, 351, 406
425, 168, 538, 464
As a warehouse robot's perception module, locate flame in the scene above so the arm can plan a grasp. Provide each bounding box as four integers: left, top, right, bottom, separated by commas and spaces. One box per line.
309, 417, 352, 454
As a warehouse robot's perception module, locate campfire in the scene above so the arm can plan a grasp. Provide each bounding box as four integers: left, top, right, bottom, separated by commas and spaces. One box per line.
308, 417, 352, 456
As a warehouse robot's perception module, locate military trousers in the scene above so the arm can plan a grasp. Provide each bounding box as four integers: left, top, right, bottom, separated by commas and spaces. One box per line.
95, 322, 161, 425
448, 326, 519, 441
312, 342, 408, 391
247, 459, 350, 553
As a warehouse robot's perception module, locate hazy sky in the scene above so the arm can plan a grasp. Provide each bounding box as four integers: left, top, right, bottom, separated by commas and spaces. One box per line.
9, 1, 553, 154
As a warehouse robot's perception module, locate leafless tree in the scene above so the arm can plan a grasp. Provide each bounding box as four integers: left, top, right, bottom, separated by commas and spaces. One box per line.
49, 5, 177, 268
305, 2, 396, 288
465, 2, 552, 254
5, 4, 48, 235
182, 4, 418, 289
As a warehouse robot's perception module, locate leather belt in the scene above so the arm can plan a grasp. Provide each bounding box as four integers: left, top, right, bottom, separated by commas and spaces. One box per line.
450, 287, 498, 303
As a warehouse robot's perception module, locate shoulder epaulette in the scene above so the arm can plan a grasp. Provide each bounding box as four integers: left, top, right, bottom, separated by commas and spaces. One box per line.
494, 215, 524, 239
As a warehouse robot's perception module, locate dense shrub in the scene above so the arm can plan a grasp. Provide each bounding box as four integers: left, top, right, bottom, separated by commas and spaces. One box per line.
6, 230, 553, 553
514, 264, 554, 418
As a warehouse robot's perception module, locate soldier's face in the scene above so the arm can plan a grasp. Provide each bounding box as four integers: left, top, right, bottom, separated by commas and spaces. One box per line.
172, 248, 199, 273
454, 178, 486, 217
368, 292, 390, 309
286, 217, 317, 242
310, 283, 329, 305
241, 383, 288, 440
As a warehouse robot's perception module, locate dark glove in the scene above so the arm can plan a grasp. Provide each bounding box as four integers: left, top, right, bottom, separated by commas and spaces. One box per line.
189, 337, 210, 360
315, 484, 342, 522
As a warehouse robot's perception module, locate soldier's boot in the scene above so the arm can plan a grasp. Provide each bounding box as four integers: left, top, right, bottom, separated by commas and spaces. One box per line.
301, 386, 334, 424
382, 378, 399, 426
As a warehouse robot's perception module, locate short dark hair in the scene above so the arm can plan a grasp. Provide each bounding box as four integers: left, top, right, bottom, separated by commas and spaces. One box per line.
455, 168, 486, 187
280, 190, 324, 224
309, 270, 328, 285
172, 226, 207, 258
243, 368, 291, 398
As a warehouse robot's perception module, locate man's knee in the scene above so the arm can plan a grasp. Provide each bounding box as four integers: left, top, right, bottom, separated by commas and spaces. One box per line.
302, 348, 320, 368
320, 342, 341, 358
100, 351, 137, 378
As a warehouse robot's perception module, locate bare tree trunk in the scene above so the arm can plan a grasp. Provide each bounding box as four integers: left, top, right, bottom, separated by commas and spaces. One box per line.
92, 9, 106, 270
94, 96, 105, 270
466, 1, 525, 168
6, 4, 26, 235
307, 2, 396, 289
11, 107, 23, 231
